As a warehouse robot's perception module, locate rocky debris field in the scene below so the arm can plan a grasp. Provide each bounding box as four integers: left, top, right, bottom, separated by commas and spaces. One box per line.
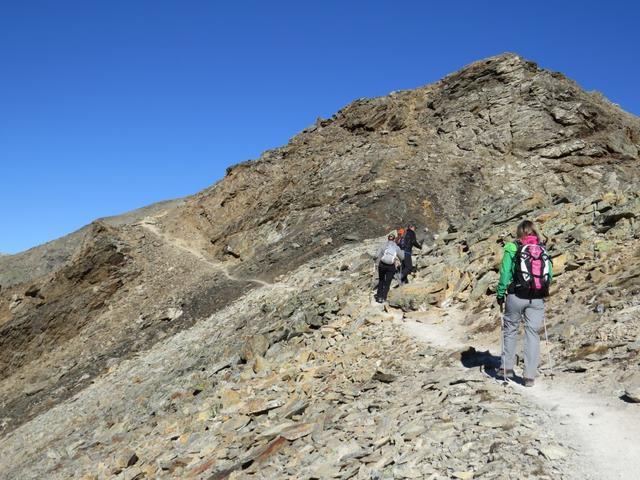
0, 240, 577, 480
2, 184, 639, 479
0, 219, 261, 437
389, 188, 640, 396
2, 53, 640, 437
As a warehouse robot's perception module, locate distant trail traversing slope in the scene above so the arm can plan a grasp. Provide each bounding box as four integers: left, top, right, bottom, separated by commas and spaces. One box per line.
402, 309, 640, 480
138, 218, 272, 288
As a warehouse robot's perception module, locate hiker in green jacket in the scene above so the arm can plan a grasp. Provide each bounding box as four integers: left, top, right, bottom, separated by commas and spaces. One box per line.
496, 220, 553, 387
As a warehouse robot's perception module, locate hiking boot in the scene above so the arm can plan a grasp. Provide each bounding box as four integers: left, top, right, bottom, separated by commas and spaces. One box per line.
524, 378, 535, 387
374, 297, 384, 304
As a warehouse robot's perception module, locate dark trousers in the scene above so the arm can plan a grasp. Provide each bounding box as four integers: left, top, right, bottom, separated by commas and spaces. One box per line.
376, 262, 396, 301
401, 252, 413, 283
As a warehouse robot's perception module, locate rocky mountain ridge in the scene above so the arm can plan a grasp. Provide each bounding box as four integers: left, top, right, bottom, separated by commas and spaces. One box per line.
1, 53, 639, 479
0, 197, 184, 288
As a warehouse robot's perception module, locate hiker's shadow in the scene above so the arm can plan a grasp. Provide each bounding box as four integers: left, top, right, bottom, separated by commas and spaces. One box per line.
460, 347, 526, 385
460, 346, 500, 370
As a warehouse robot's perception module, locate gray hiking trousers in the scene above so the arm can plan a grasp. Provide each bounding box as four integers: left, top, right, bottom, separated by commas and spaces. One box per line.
502, 294, 545, 380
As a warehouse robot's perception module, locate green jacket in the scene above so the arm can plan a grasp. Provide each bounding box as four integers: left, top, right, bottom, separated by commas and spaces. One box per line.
496, 242, 554, 299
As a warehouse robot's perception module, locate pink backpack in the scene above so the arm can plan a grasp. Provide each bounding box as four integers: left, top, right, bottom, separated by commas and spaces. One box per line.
512, 238, 552, 298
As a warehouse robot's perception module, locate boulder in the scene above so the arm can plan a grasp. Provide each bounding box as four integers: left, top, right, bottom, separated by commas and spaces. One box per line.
623, 373, 640, 403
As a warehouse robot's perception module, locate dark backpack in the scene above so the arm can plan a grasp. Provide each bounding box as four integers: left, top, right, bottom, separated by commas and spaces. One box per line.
511, 241, 552, 298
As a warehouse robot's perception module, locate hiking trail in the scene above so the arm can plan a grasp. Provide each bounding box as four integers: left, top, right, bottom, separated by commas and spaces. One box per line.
138, 218, 275, 288
401, 307, 640, 480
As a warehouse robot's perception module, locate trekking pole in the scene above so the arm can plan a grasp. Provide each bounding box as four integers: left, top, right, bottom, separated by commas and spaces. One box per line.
371, 261, 377, 294
542, 316, 554, 377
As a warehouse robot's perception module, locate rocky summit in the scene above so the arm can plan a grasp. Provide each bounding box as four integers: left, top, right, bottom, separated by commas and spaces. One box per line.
1, 53, 639, 480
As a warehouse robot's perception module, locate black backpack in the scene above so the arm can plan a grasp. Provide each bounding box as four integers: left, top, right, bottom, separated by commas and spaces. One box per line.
510, 241, 552, 299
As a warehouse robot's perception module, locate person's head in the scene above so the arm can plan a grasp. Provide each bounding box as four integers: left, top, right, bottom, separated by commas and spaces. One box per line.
407, 222, 417, 231
388, 233, 396, 241
516, 220, 540, 240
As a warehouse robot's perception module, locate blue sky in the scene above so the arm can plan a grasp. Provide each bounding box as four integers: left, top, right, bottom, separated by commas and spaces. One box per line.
1, 1, 638, 253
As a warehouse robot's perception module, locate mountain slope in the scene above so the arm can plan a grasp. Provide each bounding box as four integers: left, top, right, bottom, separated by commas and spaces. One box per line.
156, 53, 639, 280
0, 53, 639, 479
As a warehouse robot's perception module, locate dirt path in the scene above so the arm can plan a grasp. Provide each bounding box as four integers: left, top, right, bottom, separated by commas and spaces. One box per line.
138, 218, 272, 287
401, 308, 640, 480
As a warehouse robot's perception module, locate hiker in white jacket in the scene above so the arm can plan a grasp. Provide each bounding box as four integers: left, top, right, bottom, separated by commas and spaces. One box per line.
374, 234, 404, 303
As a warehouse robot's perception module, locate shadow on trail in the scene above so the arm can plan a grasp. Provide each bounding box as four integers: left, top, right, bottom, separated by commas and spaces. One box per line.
460, 346, 501, 369
460, 347, 530, 386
